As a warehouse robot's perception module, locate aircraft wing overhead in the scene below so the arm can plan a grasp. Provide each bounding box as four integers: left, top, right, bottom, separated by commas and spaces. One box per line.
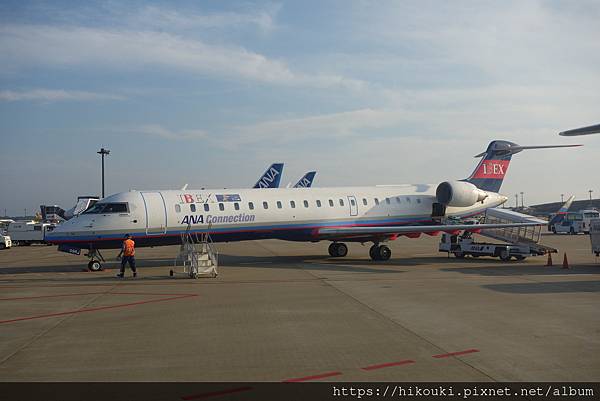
318, 222, 543, 238
559, 123, 600, 136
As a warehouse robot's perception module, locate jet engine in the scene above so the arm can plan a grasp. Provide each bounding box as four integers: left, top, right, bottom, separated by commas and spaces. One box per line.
436, 181, 489, 207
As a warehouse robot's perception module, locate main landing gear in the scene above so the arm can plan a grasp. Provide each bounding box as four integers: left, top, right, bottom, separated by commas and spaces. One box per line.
85, 249, 105, 272
369, 244, 391, 261
328, 242, 348, 257
328, 242, 392, 261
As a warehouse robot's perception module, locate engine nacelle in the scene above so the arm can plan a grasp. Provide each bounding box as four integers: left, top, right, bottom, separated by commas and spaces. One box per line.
436, 181, 489, 207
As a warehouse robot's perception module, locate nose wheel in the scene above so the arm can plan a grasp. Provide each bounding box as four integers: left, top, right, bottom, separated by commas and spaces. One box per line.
88, 260, 103, 271
328, 242, 348, 257
85, 249, 105, 271
369, 244, 391, 261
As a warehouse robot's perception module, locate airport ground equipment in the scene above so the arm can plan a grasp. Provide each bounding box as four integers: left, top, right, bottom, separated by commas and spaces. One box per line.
548, 210, 599, 234
589, 219, 600, 257
7, 221, 55, 246
172, 226, 218, 279
0, 233, 11, 249
440, 208, 555, 260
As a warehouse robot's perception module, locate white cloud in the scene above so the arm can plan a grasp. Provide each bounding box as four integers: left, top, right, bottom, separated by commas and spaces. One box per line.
0, 89, 124, 102
127, 5, 279, 33
0, 24, 366, 91
127, 124, 208, 140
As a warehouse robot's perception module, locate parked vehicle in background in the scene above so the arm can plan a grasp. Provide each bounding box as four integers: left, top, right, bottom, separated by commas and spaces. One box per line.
7, 221, 55, 246
590, 219, 600, 257
581, 210, 600, 234
0, 232, 11, 249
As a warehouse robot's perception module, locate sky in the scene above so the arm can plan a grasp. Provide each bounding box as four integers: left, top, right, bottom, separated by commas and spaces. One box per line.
1, 0, 599, 216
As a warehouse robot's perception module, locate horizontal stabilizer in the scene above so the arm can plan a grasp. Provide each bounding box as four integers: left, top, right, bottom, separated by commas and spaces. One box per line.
474, 143, 581, 158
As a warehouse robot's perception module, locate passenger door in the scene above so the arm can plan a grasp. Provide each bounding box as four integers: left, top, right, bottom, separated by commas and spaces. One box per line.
347, 195, 358, 217
141, 192, 167, 235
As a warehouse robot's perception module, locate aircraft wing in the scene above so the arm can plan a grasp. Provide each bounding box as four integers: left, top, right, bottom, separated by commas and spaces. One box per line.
318, 222, 542, 238
559, 123, 600, 136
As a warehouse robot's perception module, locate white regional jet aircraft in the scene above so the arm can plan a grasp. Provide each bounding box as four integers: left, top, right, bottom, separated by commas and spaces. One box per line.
47, 140, 579, 270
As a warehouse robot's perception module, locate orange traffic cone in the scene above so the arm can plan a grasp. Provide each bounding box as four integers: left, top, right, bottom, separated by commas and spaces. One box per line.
562, 253, 570, 269
545, 252, 553, 266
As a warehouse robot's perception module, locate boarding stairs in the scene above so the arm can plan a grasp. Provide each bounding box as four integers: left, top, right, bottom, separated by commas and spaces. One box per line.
174, 224, 218, 278
477, 208, 557, 255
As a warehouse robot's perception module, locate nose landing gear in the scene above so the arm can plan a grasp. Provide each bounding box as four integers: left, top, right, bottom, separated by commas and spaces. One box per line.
85, 249, 105, 271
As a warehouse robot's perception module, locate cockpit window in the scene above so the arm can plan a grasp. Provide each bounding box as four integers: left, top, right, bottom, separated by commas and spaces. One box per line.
84, 202, 129, 214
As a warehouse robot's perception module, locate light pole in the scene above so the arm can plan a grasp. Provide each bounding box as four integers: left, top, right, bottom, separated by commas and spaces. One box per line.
97, 148, 110, 198
520, 192, 524, 208
515, 194, 518, 208
561, 194, 564, 203
589, 189, 594, 207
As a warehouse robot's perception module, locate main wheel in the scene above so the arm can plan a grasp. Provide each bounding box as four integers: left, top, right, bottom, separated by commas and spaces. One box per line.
0, 243, 5, 250
551, 226, 556, 234
570, 227, 575, 235
514, 255, 526, 261
369, 244, 380, 260
499, 248, 511, 262
454, 251, 465, 259
328, 243, 338, 257
376, 245, 391, 261
88, 260, 102, 271
336, 243, 348, 257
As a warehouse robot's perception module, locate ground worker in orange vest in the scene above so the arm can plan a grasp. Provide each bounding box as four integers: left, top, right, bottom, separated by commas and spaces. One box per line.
117, 234, 137, 278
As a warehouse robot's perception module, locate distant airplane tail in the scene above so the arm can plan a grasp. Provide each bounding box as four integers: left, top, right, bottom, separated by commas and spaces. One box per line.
548, 195, 575, 225
253, 163, 284, 189
463, 141, 581, 193
293, 171, 317, 188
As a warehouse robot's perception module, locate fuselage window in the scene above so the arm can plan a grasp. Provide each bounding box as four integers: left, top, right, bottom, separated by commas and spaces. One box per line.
329, 199, 334, 207
416, 198, 421, 204
396, 197, 401, 204
263, 201, 269, 209
303, 200, 309, 208
374, 198, 379, 205
290, 200, 296, 208
204, 203, 210, 212
363, 198, 368, 206
249, 202, 254, 210
316, 200, 322, 207
175, 204, 181, 213
406, 197, 411, 202
351, 198, 356, 206
277, 201, 282, 209
385, 198, 391, 204
234, 202, 240, 211
339, 199, 344, 207
190, 204, 196, 212
219, 203, 225, 211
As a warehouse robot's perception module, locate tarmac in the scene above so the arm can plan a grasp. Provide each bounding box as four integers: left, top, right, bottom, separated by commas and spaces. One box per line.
0, 233, 599, 382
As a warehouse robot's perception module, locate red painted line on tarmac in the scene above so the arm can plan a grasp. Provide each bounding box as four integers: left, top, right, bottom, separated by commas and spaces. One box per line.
0, 294, 198, 324
181, 386, 253, 400
361, 360, 415, 371
432, 349, 479, 358
282, 371, 342, 382
0, 292, 108, 301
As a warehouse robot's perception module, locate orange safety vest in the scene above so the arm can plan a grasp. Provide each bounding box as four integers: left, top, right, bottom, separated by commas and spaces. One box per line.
123, 239, 135, 256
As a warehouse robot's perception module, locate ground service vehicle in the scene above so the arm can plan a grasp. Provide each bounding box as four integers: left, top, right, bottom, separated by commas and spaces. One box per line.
7, 221, 55, 246
0, 233, 11, 249
439, 232, 542, 261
